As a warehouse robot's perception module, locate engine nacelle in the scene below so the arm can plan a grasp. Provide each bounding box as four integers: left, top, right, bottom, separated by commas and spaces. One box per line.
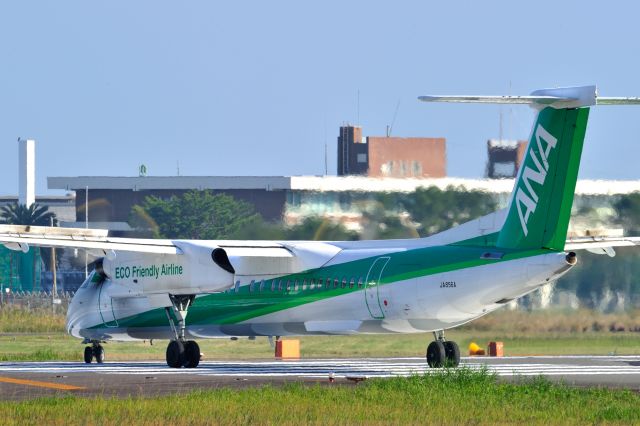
101, 241, 235, 295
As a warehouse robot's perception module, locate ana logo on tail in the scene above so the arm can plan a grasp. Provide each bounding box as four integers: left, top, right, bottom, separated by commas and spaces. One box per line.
516, 124, 558, 236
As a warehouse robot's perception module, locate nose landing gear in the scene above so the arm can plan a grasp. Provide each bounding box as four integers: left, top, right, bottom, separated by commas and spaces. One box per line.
164, 295, 201, 368
426, 330, 460, 368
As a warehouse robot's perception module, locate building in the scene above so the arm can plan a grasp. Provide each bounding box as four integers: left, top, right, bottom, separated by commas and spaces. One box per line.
486, 139, 527, 178
48, 175, 640, 234
337, 125, 446, 178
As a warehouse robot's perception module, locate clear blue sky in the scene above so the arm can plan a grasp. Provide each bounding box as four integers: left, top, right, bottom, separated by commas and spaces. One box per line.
1, 1, 639, 195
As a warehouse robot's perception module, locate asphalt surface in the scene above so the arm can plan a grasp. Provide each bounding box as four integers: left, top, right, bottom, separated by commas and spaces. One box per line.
1, 355, 640, 400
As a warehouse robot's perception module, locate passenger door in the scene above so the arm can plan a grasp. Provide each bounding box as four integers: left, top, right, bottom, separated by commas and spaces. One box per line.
364, 257, 390, 319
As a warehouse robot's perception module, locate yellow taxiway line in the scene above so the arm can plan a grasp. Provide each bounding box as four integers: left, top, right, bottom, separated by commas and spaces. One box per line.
0, 376, 85, 391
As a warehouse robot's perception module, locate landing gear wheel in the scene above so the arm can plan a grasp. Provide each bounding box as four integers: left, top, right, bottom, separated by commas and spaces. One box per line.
93, 345, 105, 364
166, 340, 185, 368
183, 341, 201, 368
443, 341, 460, 367
426, 341, 446, 368
84, 346, 93, 364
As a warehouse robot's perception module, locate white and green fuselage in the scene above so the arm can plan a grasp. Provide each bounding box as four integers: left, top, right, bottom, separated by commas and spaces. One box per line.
67, 91, 589, 342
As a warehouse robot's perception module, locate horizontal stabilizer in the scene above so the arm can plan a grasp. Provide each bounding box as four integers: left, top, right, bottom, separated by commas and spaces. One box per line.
419, 85, 640, 109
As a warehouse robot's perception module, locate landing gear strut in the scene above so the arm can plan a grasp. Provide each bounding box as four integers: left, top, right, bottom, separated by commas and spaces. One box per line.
164, 295, 200, 368
83, 340, 105, 364
426, 330, 460, 368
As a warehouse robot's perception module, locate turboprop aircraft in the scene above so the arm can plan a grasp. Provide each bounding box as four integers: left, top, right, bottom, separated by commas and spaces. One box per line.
2, 85, 640, 369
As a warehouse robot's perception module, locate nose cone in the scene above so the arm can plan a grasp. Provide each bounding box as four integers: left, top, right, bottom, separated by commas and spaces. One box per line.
65, 294, 82, 338
66, 288, 99, 339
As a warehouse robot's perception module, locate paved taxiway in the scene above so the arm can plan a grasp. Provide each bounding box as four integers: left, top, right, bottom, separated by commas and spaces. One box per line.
1, 355, 639, 400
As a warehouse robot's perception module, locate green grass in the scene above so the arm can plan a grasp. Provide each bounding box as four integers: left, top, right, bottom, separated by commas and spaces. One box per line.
2, 369, 639, 425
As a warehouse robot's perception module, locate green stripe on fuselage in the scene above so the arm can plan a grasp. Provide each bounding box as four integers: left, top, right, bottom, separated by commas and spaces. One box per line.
99, 241, 550, 330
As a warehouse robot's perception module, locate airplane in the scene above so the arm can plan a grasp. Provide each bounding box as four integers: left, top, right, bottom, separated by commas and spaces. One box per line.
1, 85, 640, 369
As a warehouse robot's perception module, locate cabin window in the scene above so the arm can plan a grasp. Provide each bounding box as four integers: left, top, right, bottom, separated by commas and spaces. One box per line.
270, 280, 276, 292
278, 280, 283, 292
293, 279, 299, 291
249, 280, 255, 293
334, 278, 339, 289
326, 278, 332, 289
286, 280, 291, 292
301, 279, 307, 291
357, 277, 364, 288
259, 280, 265, 292
341, 278, 347, 289
317, 278, 323, 289
349, 278, 355, 289
234, 280, 240, 293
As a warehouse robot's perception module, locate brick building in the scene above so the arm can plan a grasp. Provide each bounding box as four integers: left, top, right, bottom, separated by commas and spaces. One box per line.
337, 125, 446, 178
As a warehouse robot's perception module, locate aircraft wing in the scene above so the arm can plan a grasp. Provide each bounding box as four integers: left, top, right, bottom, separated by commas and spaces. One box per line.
0, 224, 181, 255
564, 236, 640, 257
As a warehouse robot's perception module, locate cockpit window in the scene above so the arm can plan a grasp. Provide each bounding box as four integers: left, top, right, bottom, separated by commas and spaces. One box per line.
79, 271, 97, 289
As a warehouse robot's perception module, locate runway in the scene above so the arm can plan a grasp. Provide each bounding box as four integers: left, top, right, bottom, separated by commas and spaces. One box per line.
1, 355, 639, 400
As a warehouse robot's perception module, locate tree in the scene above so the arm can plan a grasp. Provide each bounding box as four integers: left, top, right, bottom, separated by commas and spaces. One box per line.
130, 191, 264, 240
0, 203, 57, 227
614, 192, 640, 236
0, 203, 58, 274
404, 186, 498, 236
283, 217, 358, 241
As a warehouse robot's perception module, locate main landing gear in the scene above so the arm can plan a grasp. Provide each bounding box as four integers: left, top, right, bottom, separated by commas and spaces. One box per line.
426, 330, 460, 368
164, 295, 201, 368
83, 340, 105, 364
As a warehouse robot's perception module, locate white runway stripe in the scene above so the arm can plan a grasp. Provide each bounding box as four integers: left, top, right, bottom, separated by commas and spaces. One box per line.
1, 356, 640, 379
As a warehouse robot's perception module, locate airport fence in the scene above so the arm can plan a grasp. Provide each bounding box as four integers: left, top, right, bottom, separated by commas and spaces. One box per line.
0, 290, 74, 310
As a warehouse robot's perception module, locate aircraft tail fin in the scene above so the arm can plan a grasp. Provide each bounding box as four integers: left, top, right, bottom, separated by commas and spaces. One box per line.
420, 85, 640, 251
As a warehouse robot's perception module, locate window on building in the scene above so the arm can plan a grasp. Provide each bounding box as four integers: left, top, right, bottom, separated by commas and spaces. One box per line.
357, 153, 367, 163
412, 160, 422, 176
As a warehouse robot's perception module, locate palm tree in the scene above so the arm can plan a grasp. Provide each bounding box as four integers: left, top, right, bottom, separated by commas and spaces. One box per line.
1, 203, 58, 290
0, 203, 57, 227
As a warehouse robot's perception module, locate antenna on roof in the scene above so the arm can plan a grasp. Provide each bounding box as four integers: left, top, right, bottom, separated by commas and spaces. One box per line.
387, 99, 401, 137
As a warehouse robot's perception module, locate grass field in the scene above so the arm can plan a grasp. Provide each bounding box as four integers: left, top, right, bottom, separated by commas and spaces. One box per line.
2, 369, 639, 425
2, 307, 640, 361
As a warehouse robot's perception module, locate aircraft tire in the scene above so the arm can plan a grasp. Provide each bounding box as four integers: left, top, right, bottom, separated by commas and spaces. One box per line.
94, 345, 105, 364
443, 341, 460, 367
426, 341, 446, 368
84, 346, 93, 364
183, 341, 201, 368
166, 340, 185, 368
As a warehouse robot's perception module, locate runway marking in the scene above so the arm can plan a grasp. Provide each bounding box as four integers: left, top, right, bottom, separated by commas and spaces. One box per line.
0, 356, 639, 380
0, 376, 85, 391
